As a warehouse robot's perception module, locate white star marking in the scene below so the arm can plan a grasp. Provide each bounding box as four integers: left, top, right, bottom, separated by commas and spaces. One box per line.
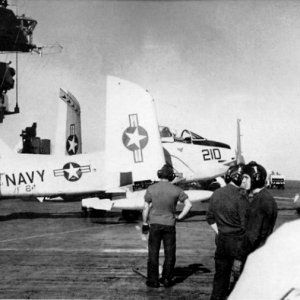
125, 127, 147, 148
64, 164, 80, 180
68, 136, 78, 153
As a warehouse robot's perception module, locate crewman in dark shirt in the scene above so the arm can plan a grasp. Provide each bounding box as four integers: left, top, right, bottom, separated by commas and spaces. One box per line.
206, 164, 249, 300
243, 162, 278, 253
142, 164, 192, 288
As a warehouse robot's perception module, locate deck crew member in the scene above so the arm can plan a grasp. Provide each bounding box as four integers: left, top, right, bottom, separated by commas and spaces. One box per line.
243, 161, 278, 253
206, 164, 249, 300
142, 164, 192, 288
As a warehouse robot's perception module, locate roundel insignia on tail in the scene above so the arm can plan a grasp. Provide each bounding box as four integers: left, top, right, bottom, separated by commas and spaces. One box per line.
122, 114, 149, 163
122, 125, 149, 163
122, 126, 148, 151
66, 135, 79, 155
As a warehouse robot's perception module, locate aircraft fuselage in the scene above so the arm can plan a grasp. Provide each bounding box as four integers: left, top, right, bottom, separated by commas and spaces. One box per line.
0, 152, 105, 198
160, 127, 234, 182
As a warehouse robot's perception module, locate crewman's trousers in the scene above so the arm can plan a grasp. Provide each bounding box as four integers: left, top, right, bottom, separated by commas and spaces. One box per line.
147, 224, 176, 285
210, 233, 247, 300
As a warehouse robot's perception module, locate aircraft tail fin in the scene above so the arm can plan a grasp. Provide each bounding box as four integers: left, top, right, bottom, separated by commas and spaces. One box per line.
104, 76, 165, 188
236, 119, 245, 164
53, 89, 82, 156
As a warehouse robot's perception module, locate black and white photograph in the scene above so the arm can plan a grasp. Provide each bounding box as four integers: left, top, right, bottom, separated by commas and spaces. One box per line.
0, 0, 300, 299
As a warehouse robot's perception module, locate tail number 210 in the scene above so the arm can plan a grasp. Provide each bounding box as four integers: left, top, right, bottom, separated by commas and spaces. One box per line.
202, 148, 221, 161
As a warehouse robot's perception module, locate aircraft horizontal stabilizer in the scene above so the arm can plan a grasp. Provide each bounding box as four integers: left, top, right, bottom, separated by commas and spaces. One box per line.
184, 190, 213, 203
82, 198, 113, 211
81, 189, 147, 212
111, 190, 146, 210
81, 188, 212, 213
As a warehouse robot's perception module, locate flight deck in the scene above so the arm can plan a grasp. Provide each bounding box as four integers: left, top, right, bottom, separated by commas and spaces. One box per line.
0, 182, 298, 299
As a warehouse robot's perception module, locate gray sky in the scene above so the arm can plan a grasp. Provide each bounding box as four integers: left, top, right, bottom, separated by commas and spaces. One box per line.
1, 0, 300, 179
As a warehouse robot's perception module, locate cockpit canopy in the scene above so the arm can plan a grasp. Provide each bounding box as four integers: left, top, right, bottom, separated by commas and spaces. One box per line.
159, 126, 206, 143
180, 129, 205, 142
159, 125, 230, 149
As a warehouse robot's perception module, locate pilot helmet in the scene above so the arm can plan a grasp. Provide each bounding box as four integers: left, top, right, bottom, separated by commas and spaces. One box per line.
225, 164, 244, 186
243, 161, 267, 190
157, 164, 175, 181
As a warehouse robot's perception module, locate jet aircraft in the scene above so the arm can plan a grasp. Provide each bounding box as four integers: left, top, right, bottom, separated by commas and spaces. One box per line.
0, 76, 239, 219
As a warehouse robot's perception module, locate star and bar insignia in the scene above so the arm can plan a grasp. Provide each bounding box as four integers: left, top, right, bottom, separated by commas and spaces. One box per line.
53, 162, 91, 182
122, 114, 148, 163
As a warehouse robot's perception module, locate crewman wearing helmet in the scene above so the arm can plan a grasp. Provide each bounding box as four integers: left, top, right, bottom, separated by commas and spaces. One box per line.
206, 164, 249, 300
142, 164, 192, 288
243, 161, 277, 253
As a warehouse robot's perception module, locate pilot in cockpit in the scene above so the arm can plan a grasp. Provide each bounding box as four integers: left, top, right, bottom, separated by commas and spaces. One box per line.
159, 126, 172, 138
